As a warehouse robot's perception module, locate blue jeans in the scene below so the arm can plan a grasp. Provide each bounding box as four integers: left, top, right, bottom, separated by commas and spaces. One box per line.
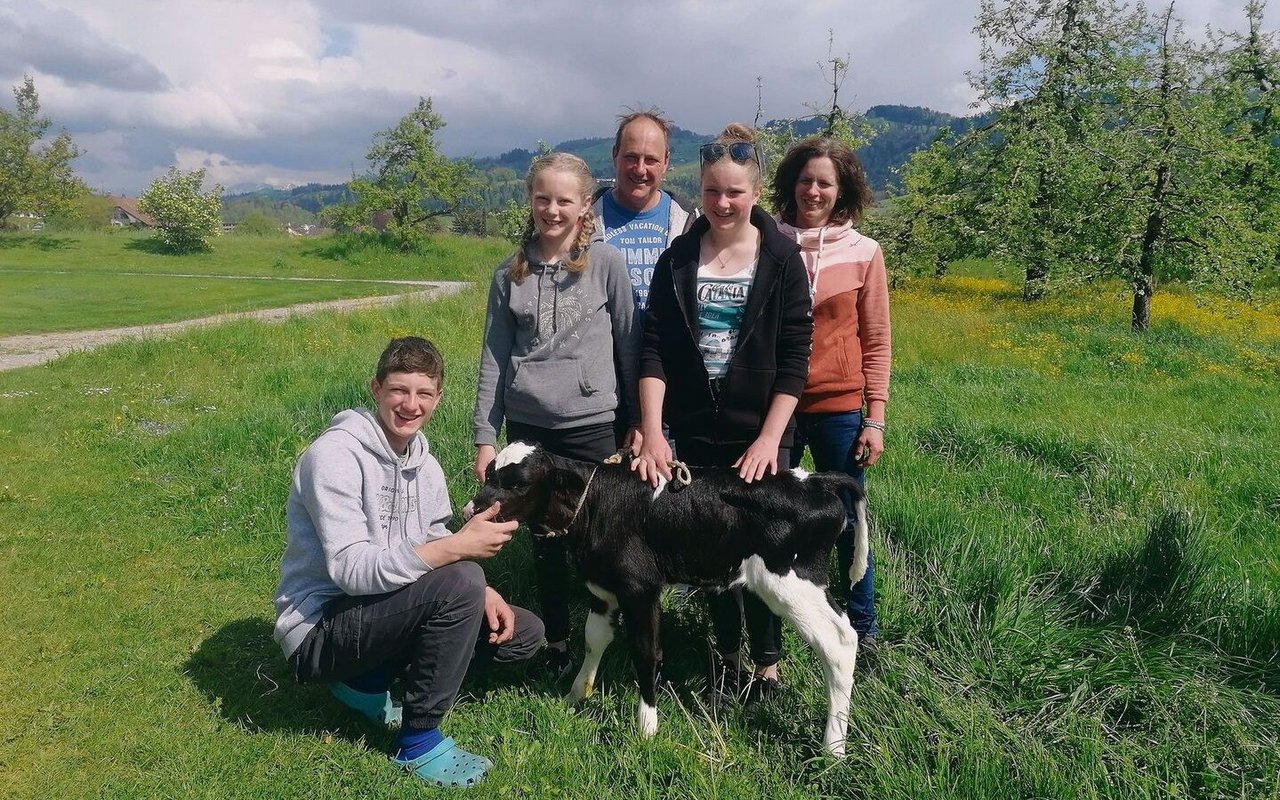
790, 411, 878, 637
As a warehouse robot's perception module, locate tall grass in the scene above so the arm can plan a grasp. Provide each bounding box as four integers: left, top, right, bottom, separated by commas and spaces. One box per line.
0, 265, 1277, 798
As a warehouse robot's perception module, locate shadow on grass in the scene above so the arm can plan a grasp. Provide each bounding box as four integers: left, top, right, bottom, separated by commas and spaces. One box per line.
1076, 508, 1280, 695
0, 233, 75, 251
183, 598, 832, 754
1085, 508, 1202, 631
185, 617, 394, 749
301, 232, 401, 261
122, 236, 201, 255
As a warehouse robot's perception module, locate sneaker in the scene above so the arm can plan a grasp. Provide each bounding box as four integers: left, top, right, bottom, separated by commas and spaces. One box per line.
703, 658, 751, 704
858, 634, 879, 656
534, 647, 575, 681
744, 675, 784, 706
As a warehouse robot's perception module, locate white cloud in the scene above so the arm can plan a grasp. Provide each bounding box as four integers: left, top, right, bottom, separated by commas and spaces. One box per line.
0, 0, 1271, 194
0, 0, 168, 91
172, 146, 344, 190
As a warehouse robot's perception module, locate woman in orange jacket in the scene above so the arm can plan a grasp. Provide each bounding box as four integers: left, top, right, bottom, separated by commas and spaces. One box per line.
771, 135, 890, 653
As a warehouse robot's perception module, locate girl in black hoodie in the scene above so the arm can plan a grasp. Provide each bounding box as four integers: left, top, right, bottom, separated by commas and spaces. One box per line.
632, 123, 813, 699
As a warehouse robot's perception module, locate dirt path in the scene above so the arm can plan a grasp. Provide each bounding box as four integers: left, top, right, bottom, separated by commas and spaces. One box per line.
0, 281, 469, 372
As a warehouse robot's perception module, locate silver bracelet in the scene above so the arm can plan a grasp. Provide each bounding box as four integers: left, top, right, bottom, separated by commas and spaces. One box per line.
861, 419, 886, 432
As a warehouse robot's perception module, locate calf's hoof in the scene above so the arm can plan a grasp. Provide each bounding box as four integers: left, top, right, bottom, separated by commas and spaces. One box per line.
637, 701, 658, 737
564, 679, 592, 704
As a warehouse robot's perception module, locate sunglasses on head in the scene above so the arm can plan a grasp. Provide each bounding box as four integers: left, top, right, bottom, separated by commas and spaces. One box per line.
699, 141, 760, 168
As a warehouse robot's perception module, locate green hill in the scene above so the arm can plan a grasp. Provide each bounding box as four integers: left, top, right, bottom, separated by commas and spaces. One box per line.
225, 106, 978, 219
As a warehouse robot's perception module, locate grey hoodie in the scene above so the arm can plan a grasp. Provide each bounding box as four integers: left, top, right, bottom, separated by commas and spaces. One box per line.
273, 407, 451, 658
473, 238, 640, 446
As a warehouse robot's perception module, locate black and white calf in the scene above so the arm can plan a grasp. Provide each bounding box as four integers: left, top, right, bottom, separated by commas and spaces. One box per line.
465, 441, 869, 757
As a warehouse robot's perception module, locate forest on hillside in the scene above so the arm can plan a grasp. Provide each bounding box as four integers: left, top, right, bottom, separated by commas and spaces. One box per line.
222, 104, 959, 222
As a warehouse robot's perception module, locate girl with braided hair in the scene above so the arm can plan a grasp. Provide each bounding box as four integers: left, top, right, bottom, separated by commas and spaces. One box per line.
473, 152, 641, 678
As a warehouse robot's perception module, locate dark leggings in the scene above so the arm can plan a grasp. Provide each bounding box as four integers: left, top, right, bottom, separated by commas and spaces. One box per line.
677, 440, 788, 668
506, 419, 619, 645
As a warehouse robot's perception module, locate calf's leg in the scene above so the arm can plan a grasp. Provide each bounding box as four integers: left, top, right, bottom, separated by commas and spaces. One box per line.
566, 583, 618, 703
740, 556, 858, 757
618, 592, 662, 738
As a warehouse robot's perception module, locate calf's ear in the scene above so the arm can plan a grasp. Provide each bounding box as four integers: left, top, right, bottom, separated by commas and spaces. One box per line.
543, 467, 583, 528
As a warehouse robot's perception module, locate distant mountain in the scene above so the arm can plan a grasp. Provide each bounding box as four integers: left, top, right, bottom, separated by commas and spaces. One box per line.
860, 105, 971, 192
471, 106, 980, 200
222, 182, 354, 224
472, 126, 707, 176
224, 106, 977, 220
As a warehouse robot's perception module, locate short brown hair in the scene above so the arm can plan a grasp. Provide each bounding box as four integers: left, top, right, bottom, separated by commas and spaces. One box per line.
375, 336, 444, 383
771, 136, 874, 226
613, 108, 674, 157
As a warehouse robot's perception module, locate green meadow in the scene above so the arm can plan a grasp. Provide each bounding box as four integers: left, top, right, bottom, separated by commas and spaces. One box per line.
0, 231, 511, 336
0, 231, 1278, 799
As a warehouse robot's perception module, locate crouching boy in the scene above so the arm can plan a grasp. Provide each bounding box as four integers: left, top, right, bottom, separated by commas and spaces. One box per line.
273, 336, 543, 789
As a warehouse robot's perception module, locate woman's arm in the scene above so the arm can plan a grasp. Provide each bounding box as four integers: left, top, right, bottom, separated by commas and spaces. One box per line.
737, 248, 813, 481
631, 375, 673, 486
772, 250, 816, 399
734, 391, 800, 482
603, 246, 642, 430
856, 243, 891, 420
473, 263, 515, 480
639, 251, 676, 385
855, 244, 891, 466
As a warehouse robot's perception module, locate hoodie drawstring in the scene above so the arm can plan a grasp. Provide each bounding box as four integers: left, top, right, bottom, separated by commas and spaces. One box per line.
531, 260, 564, 338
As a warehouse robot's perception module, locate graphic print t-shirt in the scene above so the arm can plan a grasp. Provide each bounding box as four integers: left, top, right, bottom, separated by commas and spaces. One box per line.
602, 191, 673, 315
696, 259, 757, 378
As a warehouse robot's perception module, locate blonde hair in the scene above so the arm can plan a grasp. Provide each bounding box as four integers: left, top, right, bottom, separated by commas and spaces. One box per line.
508, 152, 598, 282
702, 122, 763, 189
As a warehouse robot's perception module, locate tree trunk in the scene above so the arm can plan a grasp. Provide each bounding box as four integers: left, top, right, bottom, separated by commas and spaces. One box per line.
1131, 276, 1153, 331
1133, 161, 1169, 333
933, 252, 949, 278
1023, 262, 1048, 300
1134, 10, 1175, 335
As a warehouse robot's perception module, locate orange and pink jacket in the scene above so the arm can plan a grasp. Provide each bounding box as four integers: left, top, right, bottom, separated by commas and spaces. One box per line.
775, 219, 891, 414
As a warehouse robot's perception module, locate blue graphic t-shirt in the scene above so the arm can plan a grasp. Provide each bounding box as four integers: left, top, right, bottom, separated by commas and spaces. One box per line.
601, 191, 673, 314
696, 260, 757, 378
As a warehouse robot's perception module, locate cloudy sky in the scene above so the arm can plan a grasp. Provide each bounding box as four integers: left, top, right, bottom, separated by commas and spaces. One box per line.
0, 0, 1270, 195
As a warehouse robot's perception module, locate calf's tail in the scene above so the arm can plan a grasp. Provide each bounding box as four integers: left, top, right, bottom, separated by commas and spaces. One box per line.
847, 490, 870, 585
810, 474, 870, 585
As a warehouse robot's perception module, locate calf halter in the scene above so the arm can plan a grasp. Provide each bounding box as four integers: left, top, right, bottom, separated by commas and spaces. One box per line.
542, 465, 599, 539
540, 453, 693, 539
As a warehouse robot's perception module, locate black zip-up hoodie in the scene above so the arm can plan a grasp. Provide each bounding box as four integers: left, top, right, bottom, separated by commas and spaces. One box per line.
640, 206, 813, 449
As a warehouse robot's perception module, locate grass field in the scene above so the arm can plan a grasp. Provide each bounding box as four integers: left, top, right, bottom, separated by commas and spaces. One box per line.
0, 231, 511, 336
0, 270, 422, 337
0, 230, 512, 279
0, 232, 1278, 799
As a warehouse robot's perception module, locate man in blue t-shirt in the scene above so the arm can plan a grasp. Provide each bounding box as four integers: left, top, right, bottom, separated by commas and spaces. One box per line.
592, 110, 694, 317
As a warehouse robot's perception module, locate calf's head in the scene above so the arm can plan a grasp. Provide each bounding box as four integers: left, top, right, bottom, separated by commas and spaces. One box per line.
464, 441, 583, 531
